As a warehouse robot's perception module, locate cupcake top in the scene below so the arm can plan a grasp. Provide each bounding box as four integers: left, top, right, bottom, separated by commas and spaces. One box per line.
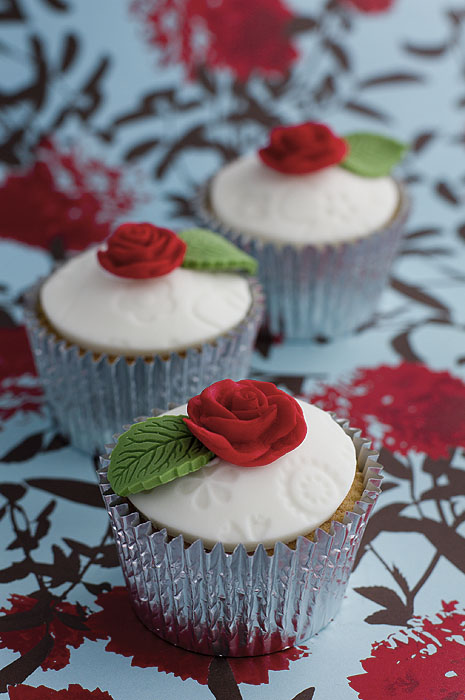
108, 379, 357, 552
40, 223, 257, 356
210, 123, 407, 246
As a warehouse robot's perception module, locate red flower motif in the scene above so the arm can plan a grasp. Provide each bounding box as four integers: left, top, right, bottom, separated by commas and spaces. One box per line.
0, 139, 139, 253
0, 326, 42, 421
97, 222, 186, 279
229, 645, 309, 686
348, 601, 465, 698
87, 586, 309, 685
8, 685, 114, 699
258, 122, 348, 175
309, 363, 465, 459
184, 379, 307, 467
87, 587, 211, 682
130, 0, 298, 81
0, 594, 105, 671
341, 0, 395, 12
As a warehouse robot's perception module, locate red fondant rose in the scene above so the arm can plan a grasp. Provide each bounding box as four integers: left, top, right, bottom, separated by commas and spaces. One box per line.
184, 379, 307, 467
258, 122, 348, 175
97, 222, 186, 279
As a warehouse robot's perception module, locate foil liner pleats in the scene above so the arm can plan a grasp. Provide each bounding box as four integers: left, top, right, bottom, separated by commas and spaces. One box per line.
23, 279, 263, 455
195, 183, 410, 340
98, 417, 383, 656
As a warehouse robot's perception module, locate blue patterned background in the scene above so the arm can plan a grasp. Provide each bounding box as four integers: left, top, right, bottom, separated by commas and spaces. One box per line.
1, 1, 465, 698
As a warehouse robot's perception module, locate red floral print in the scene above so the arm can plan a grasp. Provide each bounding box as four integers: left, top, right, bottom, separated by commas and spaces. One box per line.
87, 587, 206, 678
309, 363, 465, 458
8, 685, 113, 699
0, 594, 105, 671
87, 586, 308, 685
341, 0, 395, 12
349, 601, 465, 698
97, 222, 186, 279
130, 0, 298, 81
0, 139, 139, 253
229, 645, 309, 686
0, 326, 42, 421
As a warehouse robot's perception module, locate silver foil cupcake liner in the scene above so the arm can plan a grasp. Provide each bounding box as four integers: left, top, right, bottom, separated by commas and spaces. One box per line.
195, 182, 410, 340
98, 417, 383, 656
23, 279, 264, 454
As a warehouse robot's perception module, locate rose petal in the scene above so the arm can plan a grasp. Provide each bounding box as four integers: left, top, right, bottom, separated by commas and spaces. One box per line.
189, 395, 235, 422
231, 394, 259, 412
187, 381, 238, 422
239, 379, 279, 397
269, 416, 307, 456
231, 408, 266, 420
200, 405, 277, 441
261, 394, 301, 441
207, 378, 239, 410
183, 419, 270, 465
231, 387, 267, 413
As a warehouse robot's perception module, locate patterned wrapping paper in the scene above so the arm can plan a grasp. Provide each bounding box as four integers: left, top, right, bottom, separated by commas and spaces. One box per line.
23, 279, 264, 454
196, 183, 410, 339
98, 417, 383, 657
3, 0, 465, 697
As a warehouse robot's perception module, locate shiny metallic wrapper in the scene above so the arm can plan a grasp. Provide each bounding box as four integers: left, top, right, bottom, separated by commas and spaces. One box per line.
23, 279, 263, 454
195, 182, 410, 340
98, 418, 383, 656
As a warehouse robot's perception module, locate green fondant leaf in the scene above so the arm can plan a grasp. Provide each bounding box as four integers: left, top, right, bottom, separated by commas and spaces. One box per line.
179, 228, 257, 274
341, 132, 408, 177
108, 415, 215, 497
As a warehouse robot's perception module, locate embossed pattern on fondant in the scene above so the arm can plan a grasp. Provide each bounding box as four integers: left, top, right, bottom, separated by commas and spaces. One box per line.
40, 248, 252, 355
210, 154, 400, 245
129, 400, 356, 551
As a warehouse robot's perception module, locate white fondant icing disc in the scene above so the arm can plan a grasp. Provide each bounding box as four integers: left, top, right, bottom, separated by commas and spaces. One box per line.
40, 248, 252, 356
129, 400, 357, 552
210, 154, 399, 245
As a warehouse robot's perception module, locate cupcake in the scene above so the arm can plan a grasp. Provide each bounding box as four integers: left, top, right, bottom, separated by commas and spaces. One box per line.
197, 122, 410, 340
98, 378, 383, 656
24, 224, 263, 453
